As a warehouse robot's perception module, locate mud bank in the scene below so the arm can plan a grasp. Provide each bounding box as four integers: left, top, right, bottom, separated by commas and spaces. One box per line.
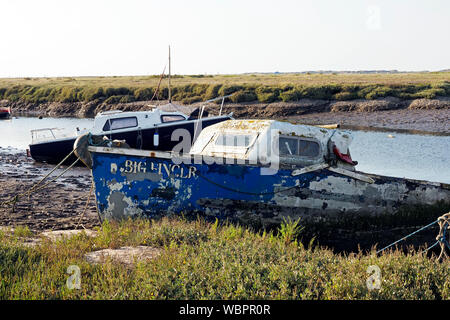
287, 109, 450, 135
0, 148, 99, 231
3, 96, 450, 134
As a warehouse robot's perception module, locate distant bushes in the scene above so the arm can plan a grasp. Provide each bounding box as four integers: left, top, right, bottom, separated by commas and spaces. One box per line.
203, 84, 222, 100
230, 90, 257, 103
280, 88, 302, 102
0, 81, 448, 105
255, 86, 280, 103
218, 85, 244, 96
333, 91, 359, 101
133, 88, 154, 101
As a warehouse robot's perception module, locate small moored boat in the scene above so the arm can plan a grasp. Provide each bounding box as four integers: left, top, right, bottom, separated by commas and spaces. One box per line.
0, 106, 11, 119
29, 103, 233, 164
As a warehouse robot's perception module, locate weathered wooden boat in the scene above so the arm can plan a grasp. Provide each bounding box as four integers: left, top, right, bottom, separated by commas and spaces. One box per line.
29, 104, 233, 164
0, 106, 11, 119
79, 119, 450, 238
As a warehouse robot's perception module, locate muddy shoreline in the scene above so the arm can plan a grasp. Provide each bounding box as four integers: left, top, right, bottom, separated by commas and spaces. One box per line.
286, 109, 450, 135
3, 96, 450, 134
0, 148, 99, 232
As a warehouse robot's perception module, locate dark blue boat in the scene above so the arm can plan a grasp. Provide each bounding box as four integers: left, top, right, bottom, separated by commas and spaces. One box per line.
29, 105, 232, 164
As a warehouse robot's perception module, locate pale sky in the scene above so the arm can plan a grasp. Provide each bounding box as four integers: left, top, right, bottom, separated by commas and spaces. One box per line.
0, 0, 448, 77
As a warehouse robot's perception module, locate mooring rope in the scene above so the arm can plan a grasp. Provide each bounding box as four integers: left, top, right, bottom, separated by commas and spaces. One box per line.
28, 148, 77, 193
420, 240, 440, 255
376, 220, 438, 254
377, 212, 450, 261
75, 179, 94, 230
0, 131, 105, 208
0, 150, 80, 208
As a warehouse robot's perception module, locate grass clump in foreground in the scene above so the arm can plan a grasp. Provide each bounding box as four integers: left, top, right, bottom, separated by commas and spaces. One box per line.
0, 217, 448, 300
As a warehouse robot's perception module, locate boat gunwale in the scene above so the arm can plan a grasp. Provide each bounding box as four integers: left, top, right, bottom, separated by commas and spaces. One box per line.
88, 145, 287, 169
30, 135, 77, 146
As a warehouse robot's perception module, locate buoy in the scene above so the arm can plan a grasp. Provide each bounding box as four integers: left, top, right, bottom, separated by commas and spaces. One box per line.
74, 134, 92, 168
153, 131, 159, 147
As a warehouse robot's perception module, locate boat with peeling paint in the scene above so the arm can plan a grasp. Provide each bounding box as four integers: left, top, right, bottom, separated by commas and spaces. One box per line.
80, 119, 450, 228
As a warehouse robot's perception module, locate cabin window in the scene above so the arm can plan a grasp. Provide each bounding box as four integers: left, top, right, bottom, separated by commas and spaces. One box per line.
299, 139, 320, 157
161, 115, 186, 123
278, 136, 320, 158
279, 137, 299, 156
103, 117, 138, 131
215, 134, 254, 147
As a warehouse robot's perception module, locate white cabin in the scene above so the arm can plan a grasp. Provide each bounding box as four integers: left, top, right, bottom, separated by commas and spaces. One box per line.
31, 106, 191, 145
91, 108, 189, 135
190, 120, 354, 167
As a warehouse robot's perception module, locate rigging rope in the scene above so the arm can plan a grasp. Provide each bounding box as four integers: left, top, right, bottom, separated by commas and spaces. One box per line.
150, 64, 167, 103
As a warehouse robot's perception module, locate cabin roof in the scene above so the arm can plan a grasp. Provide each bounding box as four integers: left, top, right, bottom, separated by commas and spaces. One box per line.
192, 119, 334, 144
209, 119, 273, 132
190, 119, 353, 166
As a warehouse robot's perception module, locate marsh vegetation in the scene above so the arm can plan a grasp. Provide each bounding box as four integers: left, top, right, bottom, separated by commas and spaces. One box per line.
0, 217, 448, 299
1, 73, 449, 105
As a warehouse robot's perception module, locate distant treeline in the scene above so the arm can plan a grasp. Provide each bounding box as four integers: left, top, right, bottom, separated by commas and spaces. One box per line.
1, 82, 449, 105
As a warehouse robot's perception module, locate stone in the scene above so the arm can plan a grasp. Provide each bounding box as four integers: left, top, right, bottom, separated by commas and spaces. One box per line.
84, 246, 161, 266
40, 229, 98, 241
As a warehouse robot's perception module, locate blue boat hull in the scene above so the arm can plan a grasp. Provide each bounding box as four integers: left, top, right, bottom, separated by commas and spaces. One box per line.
90, 148, 450, 230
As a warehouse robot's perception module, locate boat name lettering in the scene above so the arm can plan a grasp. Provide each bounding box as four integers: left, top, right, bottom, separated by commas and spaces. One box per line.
120, 160, 197, 178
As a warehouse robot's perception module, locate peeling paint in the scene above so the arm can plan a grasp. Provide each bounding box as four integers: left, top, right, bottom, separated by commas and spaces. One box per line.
122, 171, 162, 182
108, 179, 124, 192
91, 150, 450, 227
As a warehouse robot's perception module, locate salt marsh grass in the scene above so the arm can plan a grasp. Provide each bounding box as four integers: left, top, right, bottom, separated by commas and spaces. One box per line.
0, 217, 448, 300
0, 73, 448, 105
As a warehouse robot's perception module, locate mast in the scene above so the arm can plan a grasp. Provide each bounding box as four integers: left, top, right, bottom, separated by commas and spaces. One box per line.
168, 45, 172, 103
